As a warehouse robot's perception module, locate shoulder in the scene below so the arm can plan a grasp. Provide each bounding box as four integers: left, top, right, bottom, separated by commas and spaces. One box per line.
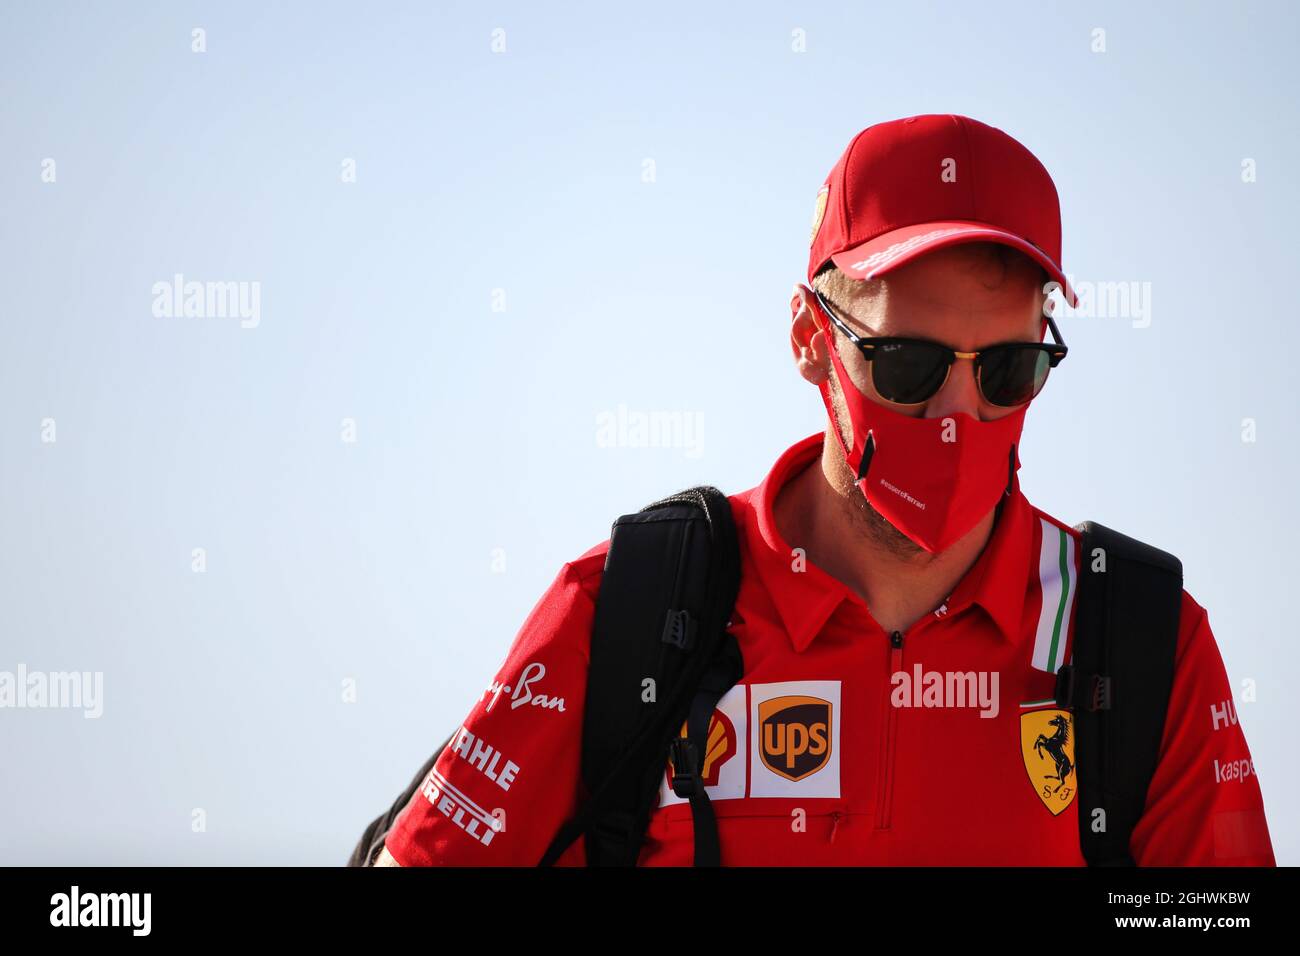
1169, 587, 1217, 676
512, 545, 608, 661
565, 539, 609, 593
1022, 498, 1083, 545
1033, 507, 1210, 652
1025, 501, 1218, 672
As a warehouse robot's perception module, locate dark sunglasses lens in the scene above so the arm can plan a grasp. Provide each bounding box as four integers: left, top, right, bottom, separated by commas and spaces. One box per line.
979, 347, 1051, 406
871, 341, 952, 404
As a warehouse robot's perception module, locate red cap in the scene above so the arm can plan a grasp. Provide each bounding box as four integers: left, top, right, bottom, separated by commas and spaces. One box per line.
807, 114, 1077, 307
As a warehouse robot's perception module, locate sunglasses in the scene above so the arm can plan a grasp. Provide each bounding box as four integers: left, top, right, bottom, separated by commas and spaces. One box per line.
811, 289, 1068, 408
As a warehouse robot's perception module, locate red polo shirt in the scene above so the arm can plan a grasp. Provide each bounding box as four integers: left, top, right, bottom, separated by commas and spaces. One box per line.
385, 432, 1276, 866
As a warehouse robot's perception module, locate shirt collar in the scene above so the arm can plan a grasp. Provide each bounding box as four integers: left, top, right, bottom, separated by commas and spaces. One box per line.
743, 431, 1035, 653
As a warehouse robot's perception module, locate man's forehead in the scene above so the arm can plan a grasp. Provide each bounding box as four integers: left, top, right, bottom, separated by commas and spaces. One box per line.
835, 264, 1045, 342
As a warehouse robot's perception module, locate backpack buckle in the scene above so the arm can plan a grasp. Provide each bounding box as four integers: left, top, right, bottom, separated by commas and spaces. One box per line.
669, 737, 701, 798
1054, 664, 1075, 709
1054, 664, 1112, 712
661, 609, 697, 651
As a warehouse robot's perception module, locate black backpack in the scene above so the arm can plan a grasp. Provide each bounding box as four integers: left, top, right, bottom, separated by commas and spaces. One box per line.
349, 486, 1181, 867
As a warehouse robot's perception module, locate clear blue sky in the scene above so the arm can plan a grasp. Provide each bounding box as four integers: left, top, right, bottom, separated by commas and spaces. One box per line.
1, 0, 1296, 863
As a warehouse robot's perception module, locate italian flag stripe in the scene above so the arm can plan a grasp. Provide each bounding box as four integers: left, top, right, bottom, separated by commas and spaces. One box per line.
1032, 520, 1077, 673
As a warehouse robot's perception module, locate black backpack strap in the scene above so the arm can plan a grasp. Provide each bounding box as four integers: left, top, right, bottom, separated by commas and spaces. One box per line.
669, 637, 744, 866
1056, 521, 1182, 867
539, 486, 743, 867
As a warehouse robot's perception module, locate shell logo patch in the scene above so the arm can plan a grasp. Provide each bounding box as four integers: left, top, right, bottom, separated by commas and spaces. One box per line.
656, 684, 748, 807
809, 184, 829, 245
1020, 707, 1077, 815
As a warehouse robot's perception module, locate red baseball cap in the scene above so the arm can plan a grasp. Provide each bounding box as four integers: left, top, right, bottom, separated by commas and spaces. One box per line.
807, 114, 1077, 308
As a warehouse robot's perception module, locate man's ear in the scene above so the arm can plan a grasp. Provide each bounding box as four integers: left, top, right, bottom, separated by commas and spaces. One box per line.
789, 284, 829, 385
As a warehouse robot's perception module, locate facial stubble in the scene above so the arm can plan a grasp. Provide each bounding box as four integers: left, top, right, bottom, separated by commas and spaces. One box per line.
824, 366, 930, 562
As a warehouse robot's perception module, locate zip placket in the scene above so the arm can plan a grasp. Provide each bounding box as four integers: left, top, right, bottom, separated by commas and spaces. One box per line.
874, 629, 906, 830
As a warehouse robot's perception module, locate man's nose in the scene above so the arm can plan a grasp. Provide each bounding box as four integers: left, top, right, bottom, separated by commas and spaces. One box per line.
925, 357, 983, 420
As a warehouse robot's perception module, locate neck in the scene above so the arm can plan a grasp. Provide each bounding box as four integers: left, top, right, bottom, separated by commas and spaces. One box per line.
773, 431, 1000, 635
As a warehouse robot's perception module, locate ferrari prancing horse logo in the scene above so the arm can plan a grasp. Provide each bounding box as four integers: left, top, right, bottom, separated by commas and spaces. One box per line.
1020, 708, 1076, 815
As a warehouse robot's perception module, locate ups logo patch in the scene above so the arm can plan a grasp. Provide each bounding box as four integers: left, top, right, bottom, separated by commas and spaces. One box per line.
758, 695, 832, 781
749, 681, 841, 798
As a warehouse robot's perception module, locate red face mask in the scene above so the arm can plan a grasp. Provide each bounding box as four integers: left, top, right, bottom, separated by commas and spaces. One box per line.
814, 315, 1026, 554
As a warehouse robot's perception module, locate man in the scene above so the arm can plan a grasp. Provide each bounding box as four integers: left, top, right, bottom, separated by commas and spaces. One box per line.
375, 114, 1275, 866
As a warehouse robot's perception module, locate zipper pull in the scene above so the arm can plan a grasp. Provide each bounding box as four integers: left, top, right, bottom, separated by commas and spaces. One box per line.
829, 811, 842, 843
888, 630, 905, 679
